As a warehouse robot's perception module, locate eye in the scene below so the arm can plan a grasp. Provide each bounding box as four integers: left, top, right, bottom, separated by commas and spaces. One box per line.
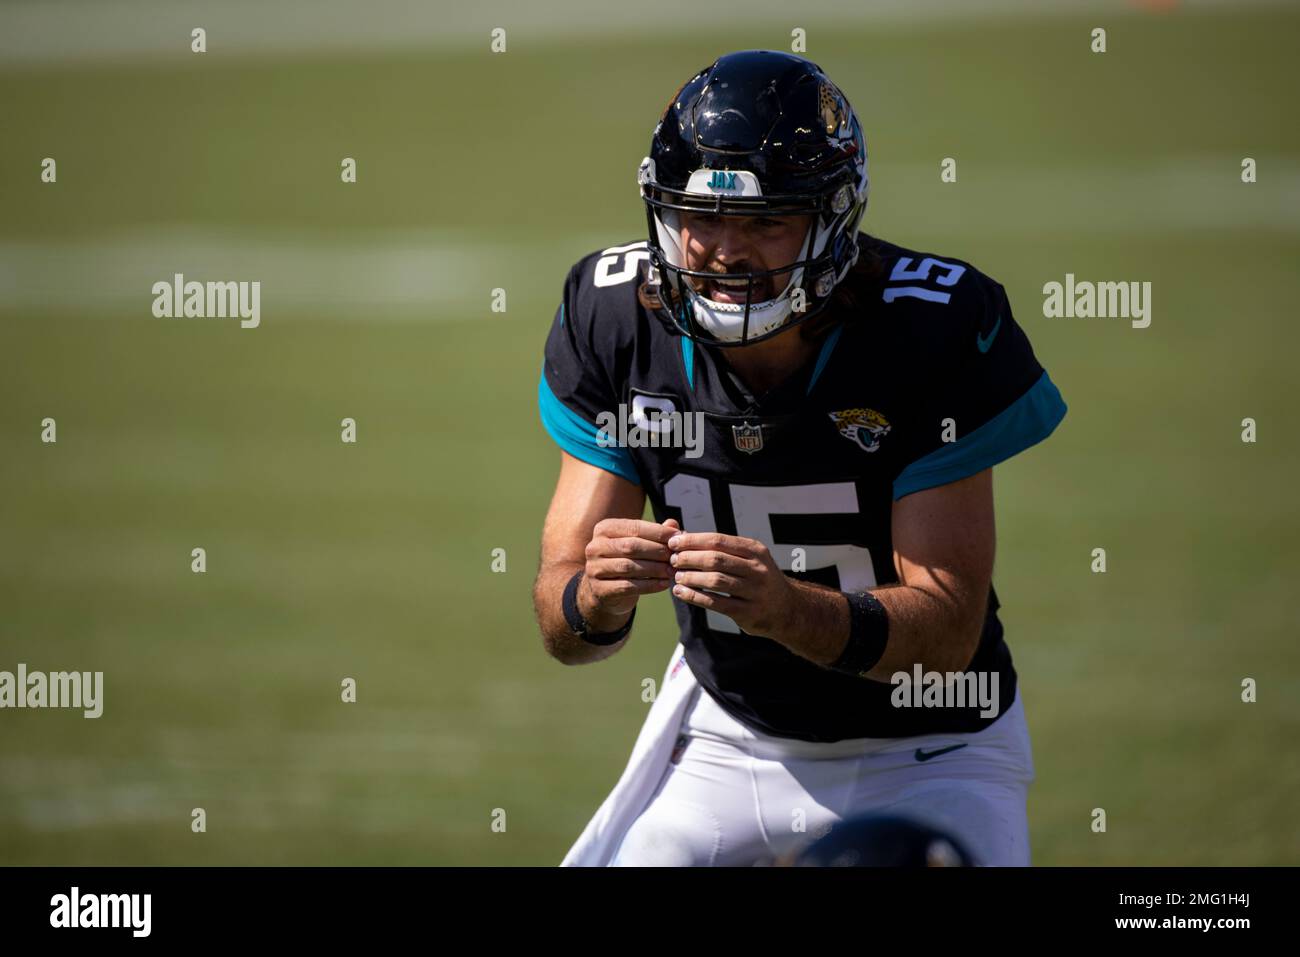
755, 217, 785, 228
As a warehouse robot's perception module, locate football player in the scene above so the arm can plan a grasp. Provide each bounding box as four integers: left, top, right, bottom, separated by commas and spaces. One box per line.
534, 50, 1066, 866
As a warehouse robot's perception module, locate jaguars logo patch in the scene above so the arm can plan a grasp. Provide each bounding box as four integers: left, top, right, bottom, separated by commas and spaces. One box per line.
829, 408, 891, 453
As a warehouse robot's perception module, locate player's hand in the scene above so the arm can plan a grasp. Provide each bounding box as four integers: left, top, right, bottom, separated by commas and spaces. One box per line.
667, 531, 796, 638
578, 517, 680, 629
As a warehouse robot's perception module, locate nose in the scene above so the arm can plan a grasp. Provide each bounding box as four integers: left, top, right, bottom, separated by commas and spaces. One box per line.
711, 219, 754, 272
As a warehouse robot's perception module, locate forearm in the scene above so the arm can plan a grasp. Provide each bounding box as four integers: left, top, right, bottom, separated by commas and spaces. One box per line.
532, 562, 631, 666
773, 579, 985, 680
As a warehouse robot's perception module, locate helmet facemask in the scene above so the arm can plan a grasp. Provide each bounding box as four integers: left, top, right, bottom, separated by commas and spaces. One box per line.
640, 158, 867, 347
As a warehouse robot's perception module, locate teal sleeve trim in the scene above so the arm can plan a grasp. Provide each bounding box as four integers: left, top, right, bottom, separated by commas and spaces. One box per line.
538, 371, 640, 485
893, 370, 1066, 500
806, 324, 844, 396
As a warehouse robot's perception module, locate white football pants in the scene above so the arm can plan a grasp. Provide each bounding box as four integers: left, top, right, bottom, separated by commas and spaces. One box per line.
610, 681, 1035, 867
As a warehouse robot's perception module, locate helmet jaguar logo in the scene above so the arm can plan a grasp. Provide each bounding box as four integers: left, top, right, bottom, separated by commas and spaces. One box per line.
829, 408, 891, 453
818, 81, 845, 135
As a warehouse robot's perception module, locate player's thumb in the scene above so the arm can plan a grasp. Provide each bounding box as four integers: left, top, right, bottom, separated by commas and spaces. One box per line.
663, 517, 681, 532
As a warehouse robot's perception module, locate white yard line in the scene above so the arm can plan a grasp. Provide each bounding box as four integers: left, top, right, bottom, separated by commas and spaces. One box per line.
1, 156, 1293, 317
0, 227, 522, 318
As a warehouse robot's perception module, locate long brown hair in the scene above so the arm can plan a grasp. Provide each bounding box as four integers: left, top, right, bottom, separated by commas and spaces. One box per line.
798, 231, 889, 341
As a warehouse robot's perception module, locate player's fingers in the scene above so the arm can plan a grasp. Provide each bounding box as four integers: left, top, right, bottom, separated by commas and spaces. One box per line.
671, 582, 743, 615
594, 577, 672, 600
594, 518, 681, 545
668, 549, 753, 576
667, 531, 764, 558
587, 557, 673, 580
587, 536, 672, 562
671, 570, 747, 595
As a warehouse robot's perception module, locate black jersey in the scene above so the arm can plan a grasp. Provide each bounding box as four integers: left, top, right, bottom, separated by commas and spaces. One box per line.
539, 233, 1067, 742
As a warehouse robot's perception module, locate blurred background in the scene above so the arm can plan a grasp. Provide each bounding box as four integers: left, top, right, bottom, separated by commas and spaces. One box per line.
1, 0, 1296, 865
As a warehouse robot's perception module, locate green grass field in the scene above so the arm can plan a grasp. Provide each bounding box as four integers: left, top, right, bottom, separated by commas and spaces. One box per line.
1, 2, 1297, 865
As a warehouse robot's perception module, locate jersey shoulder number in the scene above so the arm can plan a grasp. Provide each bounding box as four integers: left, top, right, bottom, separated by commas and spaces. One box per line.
591, 240, 651, 288
881, 254, 969, 306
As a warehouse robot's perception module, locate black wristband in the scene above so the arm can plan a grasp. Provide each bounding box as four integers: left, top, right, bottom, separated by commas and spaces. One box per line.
562, 570, 635, 646
827, 590, 890, 678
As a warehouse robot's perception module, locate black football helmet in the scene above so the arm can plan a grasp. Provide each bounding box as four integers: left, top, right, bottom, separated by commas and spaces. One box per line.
785, 813, 977, 867
638, 50, 869, 346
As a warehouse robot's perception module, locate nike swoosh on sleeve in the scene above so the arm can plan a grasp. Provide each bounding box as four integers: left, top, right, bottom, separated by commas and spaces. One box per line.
976, 316, 1002, 353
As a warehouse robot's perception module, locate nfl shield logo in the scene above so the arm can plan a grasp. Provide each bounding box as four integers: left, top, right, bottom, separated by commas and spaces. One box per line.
732, 422, 763, 454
